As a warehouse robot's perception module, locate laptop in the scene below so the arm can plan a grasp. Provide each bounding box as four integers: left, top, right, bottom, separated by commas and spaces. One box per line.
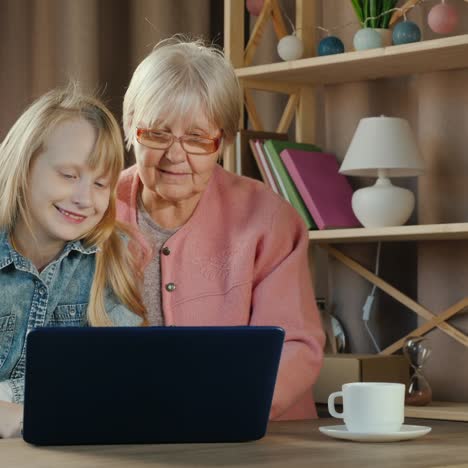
22, 326, 284, 445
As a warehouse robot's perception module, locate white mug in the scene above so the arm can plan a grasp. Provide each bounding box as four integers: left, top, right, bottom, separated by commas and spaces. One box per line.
328, 382, 405, 433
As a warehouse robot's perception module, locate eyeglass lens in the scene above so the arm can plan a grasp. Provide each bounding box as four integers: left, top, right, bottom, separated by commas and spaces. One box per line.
137, 130, 219, 155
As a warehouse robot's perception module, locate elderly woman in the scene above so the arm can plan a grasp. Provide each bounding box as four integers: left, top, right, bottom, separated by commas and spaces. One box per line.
116, 37, 325, 420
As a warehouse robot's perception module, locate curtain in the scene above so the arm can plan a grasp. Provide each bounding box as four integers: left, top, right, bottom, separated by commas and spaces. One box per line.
0, 0, 220, 154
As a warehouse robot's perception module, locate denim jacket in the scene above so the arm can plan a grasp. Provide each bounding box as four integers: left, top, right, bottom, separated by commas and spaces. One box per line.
0, 231, 141, 403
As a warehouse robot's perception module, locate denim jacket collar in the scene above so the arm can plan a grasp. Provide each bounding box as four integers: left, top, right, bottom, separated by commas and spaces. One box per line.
0, 230, 98, 271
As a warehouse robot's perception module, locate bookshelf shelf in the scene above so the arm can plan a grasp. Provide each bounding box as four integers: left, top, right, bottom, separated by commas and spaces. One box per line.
236, 35, 468, 87
308, 222, 468, 244
405, 401, 468, 422
320, 401, 468, 422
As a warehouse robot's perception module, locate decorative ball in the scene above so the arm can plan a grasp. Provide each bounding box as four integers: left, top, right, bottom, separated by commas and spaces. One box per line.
246, 0, 264, 17
392, 21, 421, 45
353, 28, 382, 51
427, 2, 459, 34
277, 35, 304, 61
318, 36, 345, 56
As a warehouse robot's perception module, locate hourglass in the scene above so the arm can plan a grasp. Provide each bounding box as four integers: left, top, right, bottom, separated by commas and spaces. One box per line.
403, 336, 432, 406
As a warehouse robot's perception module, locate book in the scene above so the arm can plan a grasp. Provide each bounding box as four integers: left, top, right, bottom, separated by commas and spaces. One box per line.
280, 149, 361, 229
263, 140, 323, 230
258, 140, 291, 202
235, 130, 287, 180
249, 139, 280, 193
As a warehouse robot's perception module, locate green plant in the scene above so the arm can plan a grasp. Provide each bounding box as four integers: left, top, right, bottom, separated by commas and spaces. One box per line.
350, 0, 399, 28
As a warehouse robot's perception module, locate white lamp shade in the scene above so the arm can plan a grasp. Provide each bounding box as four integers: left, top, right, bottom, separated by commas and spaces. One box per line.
339, 116, 424, 177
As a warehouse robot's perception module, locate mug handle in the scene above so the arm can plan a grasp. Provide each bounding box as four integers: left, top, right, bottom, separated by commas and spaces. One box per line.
327, 391, 344, 419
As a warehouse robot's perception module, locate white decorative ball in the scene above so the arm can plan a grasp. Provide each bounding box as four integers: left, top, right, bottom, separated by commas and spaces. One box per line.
277, 35, 304, 61
353, 28, 382, 51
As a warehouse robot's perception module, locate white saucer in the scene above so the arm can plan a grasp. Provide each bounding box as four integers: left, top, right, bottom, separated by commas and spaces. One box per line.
319, 424, 431, 443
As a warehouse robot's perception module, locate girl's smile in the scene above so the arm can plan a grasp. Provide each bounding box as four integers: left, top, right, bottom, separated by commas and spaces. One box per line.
54, 205, 88, 224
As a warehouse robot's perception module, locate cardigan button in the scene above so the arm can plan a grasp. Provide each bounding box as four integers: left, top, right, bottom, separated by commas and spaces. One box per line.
161, 246, 171, 256
165, 282, 176, 292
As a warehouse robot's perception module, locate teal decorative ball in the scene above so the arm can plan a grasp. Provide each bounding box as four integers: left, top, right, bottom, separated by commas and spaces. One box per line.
318, 36, 345, 56
353, 28, 382, 51
392, 21, 421, 45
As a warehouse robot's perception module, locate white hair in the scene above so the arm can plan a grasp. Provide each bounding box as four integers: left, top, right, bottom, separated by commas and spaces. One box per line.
123, 36, 241, 150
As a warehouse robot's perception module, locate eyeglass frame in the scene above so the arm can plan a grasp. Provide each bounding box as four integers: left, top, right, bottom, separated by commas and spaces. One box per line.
135, 127, 223, 155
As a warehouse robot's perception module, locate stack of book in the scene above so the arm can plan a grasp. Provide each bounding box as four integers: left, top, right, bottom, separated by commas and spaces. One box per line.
235, 130, 361, 230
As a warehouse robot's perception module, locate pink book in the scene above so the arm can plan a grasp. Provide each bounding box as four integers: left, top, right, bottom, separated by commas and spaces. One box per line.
251, 139, 280, 194
280, 149, 361, 229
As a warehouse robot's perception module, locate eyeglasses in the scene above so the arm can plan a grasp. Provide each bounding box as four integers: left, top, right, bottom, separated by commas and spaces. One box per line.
136, 128, 223, 155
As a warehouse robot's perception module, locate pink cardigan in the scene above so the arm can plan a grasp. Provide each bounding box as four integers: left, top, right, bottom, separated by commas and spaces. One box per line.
116, 165, 325, 420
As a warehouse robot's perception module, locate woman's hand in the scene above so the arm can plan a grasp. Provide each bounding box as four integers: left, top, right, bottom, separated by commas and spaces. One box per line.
0, 401, 23, 438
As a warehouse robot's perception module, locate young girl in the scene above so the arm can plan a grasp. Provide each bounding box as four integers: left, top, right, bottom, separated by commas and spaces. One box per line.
0, 86, 146, 437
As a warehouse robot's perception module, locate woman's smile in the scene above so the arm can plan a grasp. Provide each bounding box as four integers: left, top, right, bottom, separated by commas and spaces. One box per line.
158, 167, 191, 181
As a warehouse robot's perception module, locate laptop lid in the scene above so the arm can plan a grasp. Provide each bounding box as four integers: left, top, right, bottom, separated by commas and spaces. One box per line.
23, 326, 284, 445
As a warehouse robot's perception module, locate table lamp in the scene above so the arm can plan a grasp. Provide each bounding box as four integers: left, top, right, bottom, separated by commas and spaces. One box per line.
339, 116, 424, 228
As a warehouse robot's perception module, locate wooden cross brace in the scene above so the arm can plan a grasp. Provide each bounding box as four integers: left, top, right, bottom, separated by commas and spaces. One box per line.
323, 245, 468, 355
242, 0, 302, 135
244, 87, 299, 133
244, 0, 288, 67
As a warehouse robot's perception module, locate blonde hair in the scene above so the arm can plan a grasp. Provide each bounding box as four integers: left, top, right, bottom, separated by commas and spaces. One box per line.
0, 85, 146, 326
123, 36, 241, 150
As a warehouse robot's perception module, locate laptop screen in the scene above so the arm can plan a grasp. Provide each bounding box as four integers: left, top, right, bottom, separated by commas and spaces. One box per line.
23, 326, 284, 445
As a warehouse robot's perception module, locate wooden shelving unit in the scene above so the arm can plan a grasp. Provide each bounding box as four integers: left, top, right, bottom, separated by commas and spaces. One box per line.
224, 0, 468, 422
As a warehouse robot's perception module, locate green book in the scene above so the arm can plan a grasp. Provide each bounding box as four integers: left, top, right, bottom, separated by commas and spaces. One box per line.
263, 140, 322, 230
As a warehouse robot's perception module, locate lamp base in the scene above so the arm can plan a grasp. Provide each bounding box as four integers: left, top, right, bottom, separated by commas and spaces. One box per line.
352, 177, 415, 228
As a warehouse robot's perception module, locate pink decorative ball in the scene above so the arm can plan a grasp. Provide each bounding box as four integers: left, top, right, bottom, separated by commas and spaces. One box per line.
427, 2, 459, 34
246, 0, 264, 16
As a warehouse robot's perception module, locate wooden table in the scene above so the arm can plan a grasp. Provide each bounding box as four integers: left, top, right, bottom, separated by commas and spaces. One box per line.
1, 418, 467, 468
